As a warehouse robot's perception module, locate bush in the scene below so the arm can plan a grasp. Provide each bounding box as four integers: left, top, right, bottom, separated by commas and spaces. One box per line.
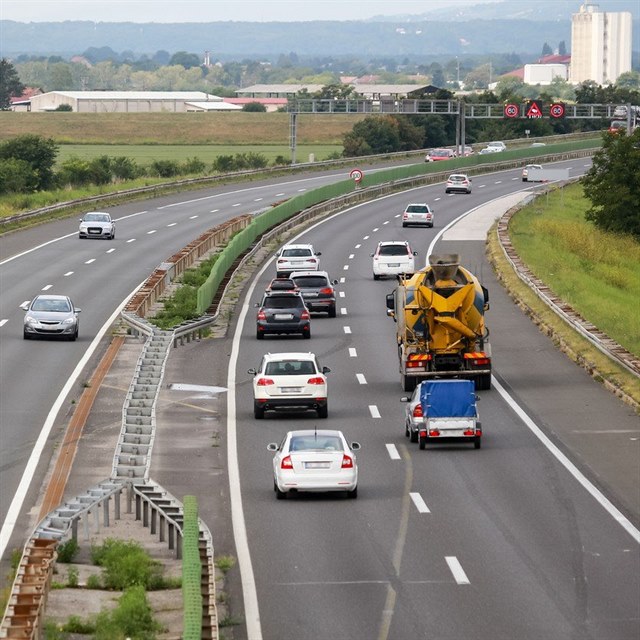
181, 156, 207, 174
111, 156, 141, 181
94, 586, 162, 640
212, 154, 236, 172
273, 155, 291, 166
149, 159, 180, 178
242, 101, 267, 112
0, 157, 36, 194
54, 103, 73, 111
87, 156, 113, 185
90, 538, 164, 590
56, 538, 79, 563
57, 156, 93, 187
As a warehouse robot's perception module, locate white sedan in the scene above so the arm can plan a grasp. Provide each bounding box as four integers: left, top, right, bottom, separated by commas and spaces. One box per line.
267, 430, 360, 499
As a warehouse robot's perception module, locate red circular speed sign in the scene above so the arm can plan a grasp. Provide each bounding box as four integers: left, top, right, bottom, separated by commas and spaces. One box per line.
350, 168, 363, 183
550, 103, 565, 118
504, 103, 519, 118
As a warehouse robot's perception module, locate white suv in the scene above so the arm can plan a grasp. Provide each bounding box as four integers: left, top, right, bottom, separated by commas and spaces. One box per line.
248, 352, 330, 419
485, 141, 506, 153
276, 244, 321, 277
372, 241, 417, 280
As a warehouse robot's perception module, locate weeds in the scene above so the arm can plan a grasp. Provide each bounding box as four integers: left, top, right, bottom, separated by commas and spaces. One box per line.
56, 538, 79, 563
215, 555, 236, 574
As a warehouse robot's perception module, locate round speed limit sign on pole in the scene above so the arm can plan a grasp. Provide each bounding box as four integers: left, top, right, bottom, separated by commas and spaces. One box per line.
504, 103, 519, 118
549, 103, 565, 118
350, 168, 364, 185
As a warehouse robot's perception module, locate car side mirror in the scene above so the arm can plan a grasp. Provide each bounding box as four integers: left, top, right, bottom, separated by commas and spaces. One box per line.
316, 252, 322, 256
248, 368, 257, 375
370, 253, 375, 257
413, 251, 418, 256
350, 442, 361, 451
74, 308, 82, 314
19, 302, 30, 311
386, 309, 395, 319
321, 366, 331, 374
267, 443, 279, 451
254, 302, 260, 308
400, 396, 409, 403
332, 280, 338, 285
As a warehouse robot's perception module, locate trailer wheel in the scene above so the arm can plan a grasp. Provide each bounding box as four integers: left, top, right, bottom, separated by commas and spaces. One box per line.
410, 430, 419, 443
474, 438, 481, 450
419, 436, 426, 450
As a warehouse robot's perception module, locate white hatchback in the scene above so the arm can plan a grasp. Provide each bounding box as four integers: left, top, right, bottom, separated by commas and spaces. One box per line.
372, 241, 417, 280
248, 352, 330, 419
267, 429, 361, 499
276, 244, 321, 277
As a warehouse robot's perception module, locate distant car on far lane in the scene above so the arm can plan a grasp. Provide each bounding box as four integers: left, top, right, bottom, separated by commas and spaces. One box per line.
401, 203, 434, 228
425, 148, 456, 162
79, 212, 115, 239
445, 174, 472, 194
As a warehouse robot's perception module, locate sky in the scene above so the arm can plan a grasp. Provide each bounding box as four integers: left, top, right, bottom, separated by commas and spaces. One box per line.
0, 0, 500, 23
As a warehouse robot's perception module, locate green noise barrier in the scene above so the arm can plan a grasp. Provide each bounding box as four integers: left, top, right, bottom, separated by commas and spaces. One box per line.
182, 495, 203, 640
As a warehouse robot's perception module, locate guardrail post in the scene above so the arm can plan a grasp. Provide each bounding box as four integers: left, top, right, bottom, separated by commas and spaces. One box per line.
71, 518, 78, 544
168, 522, 175, 551
114, 489, 121, 520
135, 493, 141, 521
159, 515, 166, 542
127, 483, 134, 514
150, 506, 157, 535
103, 497, 110, 528
142, 500, 149, 527
83, 514, 90, 541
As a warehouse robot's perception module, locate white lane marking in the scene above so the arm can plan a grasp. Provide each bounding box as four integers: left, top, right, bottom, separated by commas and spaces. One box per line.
0, 319, 8, 328
363, 235, 370, 240
349, 254, 355, 259
211, 209, 220, 213
495, 180, 502, 184
21, 300, 30, 307
394, 214, 401, 218
254, 198, 263, 202
233, 203, 241, 207
343, 265, 349, 270
127, 239, 136, 243
434, 197, 442, 201
189, 215, 198, 219
343, 326, 351, 334
339, 277, 346, 283
356, 373, 367, 384
42, 284, 53, 291
339, 291, 345, 298
373, 227, 379, 232
0, 286, 142, 563
386, 444, 401, 460
383, 220, 389, 225
355, 243, 361, 249
276, 192, 285, 196
445, 557, 470, 585
410, 492, 430, 513
106, 248, 115, 253
63, 272, 73, 277
167, 223, 177, 227
369, 405, 381, 418
512, 177, 519, 181
493, 376, 640, 544
478, 184, 486, 188
340, 308, 347, 315
298, 188, 307, 192
85, 259, 95, 264
348, 347, 357, 357
147, 229, 157, 234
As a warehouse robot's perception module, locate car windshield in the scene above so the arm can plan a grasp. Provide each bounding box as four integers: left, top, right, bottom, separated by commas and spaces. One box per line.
282, 248, 312, 257
405, 205, 429, 213
84, 213, 109, 222
265, 360, 316, 375
432, 149, 449, 155
379, 245, 408, 256
449, 176, 466, 182
32, 298, 71, 312
292, 276, 327, 288
262, 296, 303, 309
289, 435, 343, 452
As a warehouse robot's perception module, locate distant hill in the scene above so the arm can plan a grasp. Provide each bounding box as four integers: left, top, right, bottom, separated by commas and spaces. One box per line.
1, 0, 638, 59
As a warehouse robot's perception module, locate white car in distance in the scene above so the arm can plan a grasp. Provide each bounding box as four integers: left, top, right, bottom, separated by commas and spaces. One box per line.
276, 244, 321, 277
372, 241, 417, 280
79, 211, 115, 239
249, 352, 330, 419
267, 429, 361, 499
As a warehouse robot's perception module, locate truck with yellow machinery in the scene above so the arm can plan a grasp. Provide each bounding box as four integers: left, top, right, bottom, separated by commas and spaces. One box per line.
385, 253, 491, 392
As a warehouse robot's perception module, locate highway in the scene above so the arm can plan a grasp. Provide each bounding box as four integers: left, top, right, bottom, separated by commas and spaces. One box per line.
1, 159, 639, 639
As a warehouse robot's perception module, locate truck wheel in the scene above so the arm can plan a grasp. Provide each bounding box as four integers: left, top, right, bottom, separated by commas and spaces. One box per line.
476, 374, 491, 391
402, 375, 416, 392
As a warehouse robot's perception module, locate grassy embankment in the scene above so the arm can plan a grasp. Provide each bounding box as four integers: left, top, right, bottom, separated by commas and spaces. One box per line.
487, 182, 640, 406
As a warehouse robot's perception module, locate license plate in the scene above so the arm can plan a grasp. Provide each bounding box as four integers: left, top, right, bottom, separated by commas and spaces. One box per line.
305, 293, 318, 297
281, 387, 302, 393
305, 462, 330, 469
388, 263, 400, 267
274, 313, 293, 320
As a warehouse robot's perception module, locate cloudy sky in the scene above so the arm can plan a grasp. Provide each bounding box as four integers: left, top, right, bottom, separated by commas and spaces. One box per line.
0, 0, 499, 23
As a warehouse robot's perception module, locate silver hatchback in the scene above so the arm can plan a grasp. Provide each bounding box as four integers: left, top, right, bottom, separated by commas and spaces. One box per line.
20, 294, 81, 340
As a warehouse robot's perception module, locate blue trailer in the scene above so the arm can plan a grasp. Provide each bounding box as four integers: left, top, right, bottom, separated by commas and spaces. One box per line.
418, 380, 481, 449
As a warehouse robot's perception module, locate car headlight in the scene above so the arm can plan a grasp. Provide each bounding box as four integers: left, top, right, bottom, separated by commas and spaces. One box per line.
25, 315, 38, 326
62, 317, 76, 325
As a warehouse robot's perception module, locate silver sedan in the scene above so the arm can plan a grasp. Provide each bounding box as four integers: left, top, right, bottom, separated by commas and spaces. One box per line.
20, 294, 81, 340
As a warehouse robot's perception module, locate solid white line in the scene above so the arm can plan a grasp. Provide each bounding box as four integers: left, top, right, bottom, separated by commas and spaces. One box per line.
386, 444, 401, 460
369, 405, 381, 418
84, 259, 95, 264
343, 326, 351, 334
493, 376, 640, 544
63, 271, 73, 277
0, 286, 141, 562
0, 319, 7, 328
348, 348, 357, 357
42, 284, 52, 291
356, 373, 367, 384
445, 556, 470, 585
410, 492, 430, 513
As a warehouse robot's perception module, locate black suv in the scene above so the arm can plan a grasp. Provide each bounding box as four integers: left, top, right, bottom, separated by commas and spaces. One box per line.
256, 291, 311, 339
290, 270, 338, 317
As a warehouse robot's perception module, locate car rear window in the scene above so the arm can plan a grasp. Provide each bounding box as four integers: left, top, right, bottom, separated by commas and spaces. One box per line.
289, 436, 343, 452
292, 276, 328, 288
265, 360, 316, 375
263, 295, 304, 308
405, 205, 429, 213
379, 245, 409, 256
449, 176, 466, 182
282, 248, 312, 257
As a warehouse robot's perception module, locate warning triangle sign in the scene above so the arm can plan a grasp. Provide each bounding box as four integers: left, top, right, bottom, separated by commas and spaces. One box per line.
526, 102, 543, 118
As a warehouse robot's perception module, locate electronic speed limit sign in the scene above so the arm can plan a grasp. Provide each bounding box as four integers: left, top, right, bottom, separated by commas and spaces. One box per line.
504, 103, 519, 118
549, 102, 566, 118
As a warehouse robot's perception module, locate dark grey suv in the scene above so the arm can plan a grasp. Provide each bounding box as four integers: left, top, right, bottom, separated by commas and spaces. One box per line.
290, 270, 338, 317
255, 291, 311, 339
